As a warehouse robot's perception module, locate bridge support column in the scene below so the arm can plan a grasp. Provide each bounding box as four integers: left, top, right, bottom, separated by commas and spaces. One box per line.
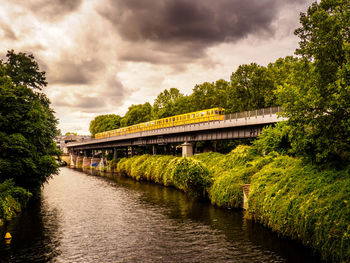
181, 142, 193, 157
242, 184, 250, 210
70, 154, 77, 168
76, 155, 83, 168
152, 145, 157, 155
128, 146, 135, 157
91, 157, 100, 169
83, 157, 92, 169
113, 148, 117, 160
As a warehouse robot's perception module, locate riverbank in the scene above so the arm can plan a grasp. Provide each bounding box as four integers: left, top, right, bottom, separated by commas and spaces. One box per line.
113, 146, 349, 262
0, 180, 32, 226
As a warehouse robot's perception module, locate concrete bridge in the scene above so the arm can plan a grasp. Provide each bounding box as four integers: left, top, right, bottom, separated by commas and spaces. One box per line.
67, 106, 283, 167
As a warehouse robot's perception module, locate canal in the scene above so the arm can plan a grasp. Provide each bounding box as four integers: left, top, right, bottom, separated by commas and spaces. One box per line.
0, 167, 323, 262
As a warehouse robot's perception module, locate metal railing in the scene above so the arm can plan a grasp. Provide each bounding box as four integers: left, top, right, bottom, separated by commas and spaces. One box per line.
225, 106, 282, 120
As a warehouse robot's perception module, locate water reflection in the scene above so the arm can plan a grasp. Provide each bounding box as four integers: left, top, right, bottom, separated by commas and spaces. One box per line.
0, 167, 323, 262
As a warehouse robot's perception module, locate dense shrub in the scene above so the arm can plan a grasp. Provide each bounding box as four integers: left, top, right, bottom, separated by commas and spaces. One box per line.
192, 145, 267, 208
0, 179, 32, 225
248, 156, 350, 262
116, 155, 211, 197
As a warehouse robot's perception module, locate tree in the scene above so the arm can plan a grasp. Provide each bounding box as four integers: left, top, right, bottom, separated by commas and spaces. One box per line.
121, 102, 152, 126
278, 0, 350, 163
228, 63, 276, 113
3, 50, 47, 90
89, 114, 122, 137
152, 88, 187, 118
189, 79, 229, 112
0, 51, 59, 191
65, 132, 78, 136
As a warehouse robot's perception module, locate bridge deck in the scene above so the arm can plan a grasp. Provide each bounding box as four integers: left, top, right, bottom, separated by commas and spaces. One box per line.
67, 107, 283, 148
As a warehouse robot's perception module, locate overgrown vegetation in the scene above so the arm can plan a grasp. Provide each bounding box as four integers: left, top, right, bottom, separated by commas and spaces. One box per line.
0, 180, 32, 226
248, 156, 350, 262
116, 155, 211, 197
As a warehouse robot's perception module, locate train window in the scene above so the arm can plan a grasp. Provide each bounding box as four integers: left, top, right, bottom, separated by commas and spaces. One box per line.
187, 114, 190, 118
201, 112, 205, 116
173, 117, 175, 121
191, 114, 195, 118
219, 111, 221, 115
207, 111, 209, 115
166, 119, 168, 123
215, 110, 218, 114
196, 113, 199, 117
211, 110, 214, 114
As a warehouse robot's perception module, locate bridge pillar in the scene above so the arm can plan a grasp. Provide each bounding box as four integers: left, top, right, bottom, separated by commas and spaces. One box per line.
76, 156, 83, 168
152, 145, 157, 155
91, 157, 100, 169
70, 154, 77, 168
82, 157, 92, 169
98, 157, 107, 171
128, 146, 135, 157
181, 142, 193, 157
113, 148, 117, 160
242, 184, 251, 210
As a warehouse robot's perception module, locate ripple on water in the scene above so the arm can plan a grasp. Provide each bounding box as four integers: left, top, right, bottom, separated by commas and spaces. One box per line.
0, 167, 323, 263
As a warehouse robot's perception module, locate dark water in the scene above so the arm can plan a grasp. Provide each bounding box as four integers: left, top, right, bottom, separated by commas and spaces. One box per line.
0, 167, 323, 263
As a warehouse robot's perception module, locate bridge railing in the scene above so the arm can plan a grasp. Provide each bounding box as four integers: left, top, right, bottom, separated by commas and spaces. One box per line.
225, 106, 282, 121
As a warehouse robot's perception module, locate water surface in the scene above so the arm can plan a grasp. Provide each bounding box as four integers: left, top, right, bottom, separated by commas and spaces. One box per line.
0, 167, 322, 262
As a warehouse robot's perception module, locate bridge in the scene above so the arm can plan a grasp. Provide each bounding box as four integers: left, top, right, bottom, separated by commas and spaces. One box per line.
66, 107, 283, 167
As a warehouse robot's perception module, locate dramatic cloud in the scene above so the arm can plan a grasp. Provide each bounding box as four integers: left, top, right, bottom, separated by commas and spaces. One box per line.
48, 57, 105, 85
14, 0, 83, 21
99, 0, 308, 64
0, 20, 17, 40
0, 0, 314, 133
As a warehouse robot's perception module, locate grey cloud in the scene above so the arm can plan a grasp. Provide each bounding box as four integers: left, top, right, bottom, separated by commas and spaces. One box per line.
0, 21, 17, 40
48, 58, 105, 85
100, 0, 309, 64
52, 75, 130, 113
53, 94, 107, 110
15, 0, 82, 21
103, 75, 132, 105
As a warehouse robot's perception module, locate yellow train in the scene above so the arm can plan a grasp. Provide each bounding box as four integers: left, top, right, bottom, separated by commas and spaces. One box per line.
95, 107, 225, 139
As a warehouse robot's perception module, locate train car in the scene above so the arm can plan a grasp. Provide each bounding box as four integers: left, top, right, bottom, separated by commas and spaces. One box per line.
94, 107, 225, 139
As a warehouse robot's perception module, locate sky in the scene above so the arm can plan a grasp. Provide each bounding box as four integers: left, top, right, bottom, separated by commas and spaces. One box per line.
0, 0, 314, 135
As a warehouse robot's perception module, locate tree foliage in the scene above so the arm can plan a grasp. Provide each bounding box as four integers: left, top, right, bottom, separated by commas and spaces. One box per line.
152, 88, 189, 118
0, 51, 59, 191
2, 50, 47, 90
189, 80, 228, 111
278, 0, 350, 163
229, 63, 276, 112
89, 114, 122, 137
121, 102, 152, 127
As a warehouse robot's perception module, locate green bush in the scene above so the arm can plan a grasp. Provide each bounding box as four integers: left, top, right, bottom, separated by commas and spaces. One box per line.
116, 155, 211, 197
0, 179, 32, 224
248, 156, 350, 262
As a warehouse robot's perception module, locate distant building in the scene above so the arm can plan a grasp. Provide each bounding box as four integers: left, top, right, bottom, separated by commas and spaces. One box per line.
55, 135, 90, 154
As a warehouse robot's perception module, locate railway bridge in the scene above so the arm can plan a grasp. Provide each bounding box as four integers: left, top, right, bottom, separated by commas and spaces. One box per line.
67, 107, 283, 167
